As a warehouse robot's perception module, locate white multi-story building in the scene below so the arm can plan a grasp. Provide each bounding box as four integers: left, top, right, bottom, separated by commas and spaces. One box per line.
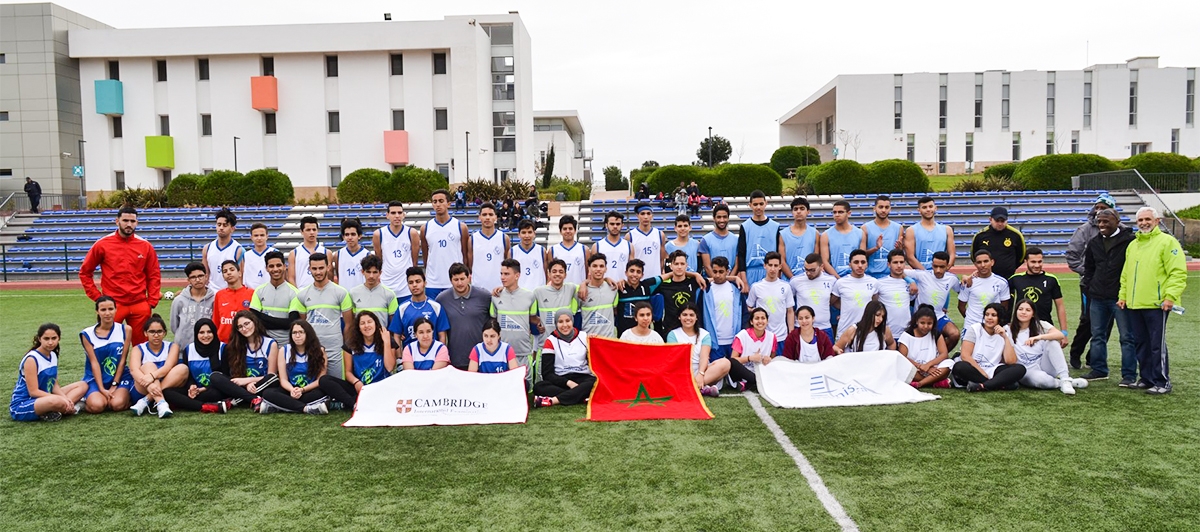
533, 110, 591, 183
64, 11, 562, 200
779, 57, 1197, 174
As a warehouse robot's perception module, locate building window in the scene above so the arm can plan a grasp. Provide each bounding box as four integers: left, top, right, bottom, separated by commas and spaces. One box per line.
392, 110, 405, 130
1129, 70, 1138, 127
1186, 68, 1195, 125
107, 60, 119, 80
974, 73, 983, 130
435, 109, 448, 130
161, 170, 172, 186
203, 169, 213, 175
493, 111, 515, 136
494, 137, 516, 152
0, 111, 8, 121
112, 116, 123, 138
491, 56, 514, 73
1131, 143, 1150, 156
965, 132, 974, 163
156, 60, 167, 82
1083, 71, 1093, 129
0, 53, 5, 64
329, 166, 342, 187
201, 114, 211, 136
1012, 132, 1021, 161
433, 53, 447, 75
937, 134, 947, 174
1071, 130, 1080, 154
1001, 72, 1010, 131
906, 134, 915, 162
198, 58, 209, 81
893, 75, 903, 132
390, 53, 403, 76
1046, 131, 1055, 155
115, 171, 125, 190
0, 169, 11, 176
327, 111, 340, 133
816, 122, 823, 145
159, 115, 170, 136
486, 24, 514, 45
325, 55, 338, 77
437, 164, 450, 178
1171, 129, 1180, 154
825, 116, 834, 148
938, 74, 948, 130
262, 56, 274, 76
264, 113, 276, 135
493, 73, 515, 101
1046, 71, 1055, 129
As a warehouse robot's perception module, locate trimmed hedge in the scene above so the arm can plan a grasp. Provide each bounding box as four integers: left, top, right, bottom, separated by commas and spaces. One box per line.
793, 165, 817, 184
645, 165, 706, 195
983, 163, 1018, 180
865, 159, 930, 194
770, 146, 821, 178
198, 170, 242, 207
807, 160, 869, 194
335, 168, 389, 204
709, 164, 783, 196
387, 166, 450, 203
1121, 152, 1195, 174
165, 173, 204, 207
239, 168, 294, 206
1011, 154, 1119, 190
808, 159, 929, 195
164, 169, 294, 206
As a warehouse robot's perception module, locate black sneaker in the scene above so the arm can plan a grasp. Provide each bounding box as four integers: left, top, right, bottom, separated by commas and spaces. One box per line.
39, 411, 63, 422
1069, 355, 1082, 370
1132, 380, 1151, 390
1117, 378, 1135, 388
966, 383, 985, 393
1080, 370, 1108, 381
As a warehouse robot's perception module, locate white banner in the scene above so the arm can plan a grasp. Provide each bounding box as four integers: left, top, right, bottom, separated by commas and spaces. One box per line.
757, 351, 940, 409
343, 366, 529, 427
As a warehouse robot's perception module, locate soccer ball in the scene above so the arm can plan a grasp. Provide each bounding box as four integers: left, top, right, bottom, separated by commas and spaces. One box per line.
162, 290, 175, 301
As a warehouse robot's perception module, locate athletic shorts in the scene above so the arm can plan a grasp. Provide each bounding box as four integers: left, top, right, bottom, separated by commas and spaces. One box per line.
10, 398, 40, 421
711, 344, 732, 362
821, 328, 834, 342
936, 316, 953, 333
85, 370, 136, 398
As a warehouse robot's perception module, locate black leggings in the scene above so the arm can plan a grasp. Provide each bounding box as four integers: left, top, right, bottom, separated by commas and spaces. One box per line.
208, 373, 278, 403
532, 373, 595, 405
728, 360, 758, 391
261, 387, 327, 412
163, 386, 228, 411
952, 362, 1026, 391
317, 375, 358, 406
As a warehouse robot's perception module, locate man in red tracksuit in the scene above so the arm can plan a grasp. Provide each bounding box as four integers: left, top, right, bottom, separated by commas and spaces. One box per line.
79, 206, 162, 345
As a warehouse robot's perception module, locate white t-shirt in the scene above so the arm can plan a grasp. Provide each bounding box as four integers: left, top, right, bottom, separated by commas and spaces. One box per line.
875, 275, 912, 339
667, 328, 713, 373
1008, 321, 1054, 369
795, 332, 822, 364
906, 269, 961, 320
707, 282, 739, 345
747, 278, 794, 341
831, 275, 880, 337
898, 332, 950, 367
964, 323, 1008, 378
620, 328, 664, 345
732, 328, 777, 371
790, 272, 836, 330
958, 274, 1010, 330
842, 325, 884, 353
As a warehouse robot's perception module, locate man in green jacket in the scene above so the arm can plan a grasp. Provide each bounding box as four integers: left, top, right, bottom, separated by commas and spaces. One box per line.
1117, 207, 1187, 395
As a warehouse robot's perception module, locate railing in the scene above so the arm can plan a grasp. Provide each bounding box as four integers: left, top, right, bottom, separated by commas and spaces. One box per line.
0, 192, 16, 226
1, 240, 209, 282
4, 193, 85, 212
1075, 169, 1189, 242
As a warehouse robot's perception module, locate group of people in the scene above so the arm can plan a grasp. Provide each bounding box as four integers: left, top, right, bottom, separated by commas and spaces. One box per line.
10, 189, 1188, 422
452, 184, 542, 231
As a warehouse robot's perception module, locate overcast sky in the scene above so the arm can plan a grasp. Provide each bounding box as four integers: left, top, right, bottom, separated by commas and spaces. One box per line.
23, 0, 1200, 174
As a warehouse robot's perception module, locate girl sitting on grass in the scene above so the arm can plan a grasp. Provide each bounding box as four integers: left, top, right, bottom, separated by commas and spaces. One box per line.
952, 303, 1026, 392
781, 305, 836, 363
532, 309, 596, 408
1009, 299, 1088, 395
835, 301, 895, 354
319, 311, 396, 408
260, 320, 329, 414
10, 323, 87, 422
667, 304, 728, 398
897, 305, 953, 389
81, 295, 134, 414
619, 302, 664, 344
162, 319, 232, 413
128, 315, 182, 418
728, 307, 776, 392
468, 318, 519, 374
213, 310, 281, 411
402, 317, 450, 371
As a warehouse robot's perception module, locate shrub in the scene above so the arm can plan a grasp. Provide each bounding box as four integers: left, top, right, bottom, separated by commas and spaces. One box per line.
949, 176, 1022, 193
865, 159, 930, 194
770, 146, 821, 179
165, 173, 204, 207
793, 165, 818, 184
807, 160, 869, 194
1011, 154, 1119, 190
458, 179, 530, 204
91, 187, 168, 209
645, 165, 706, 195
708, 164, 783, 196
238, 168, 294, 205
629, 167, 657, 194
336, 168, 389, 204
983, 163, 1018, 180
387, 166, 449, 203
198, 170, 243, 206
1121, 152, 1196, 174
538, 176, 591, 202
1193, 157, 1200, 172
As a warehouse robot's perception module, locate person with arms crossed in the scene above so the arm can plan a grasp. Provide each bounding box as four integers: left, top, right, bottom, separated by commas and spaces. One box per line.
577, 254, 620, 339
1007, 247, 1068, 343
10, 323, 88, 422
953, 303, 1025, 392
905, 251, 963, 351
249, 251, 302, 345
829, 250, 880, 339
79, 206, 162, 346
288, 216, 326, 288
790, 253, 837, 339
821, 200, 865, 278
80, 296, 134, 413
388, 266, 450, 349
372, 201, 419, 305
970, 207, 1025, 280
202, 207, 244, 290
904, 196, 955, 270
957, 250, 1011, 331
665, 215, 701, 272
781, 197, 818, 278
212, 260, 255, 343
699, 204, 740, 280
1065, 194, 1117, 368
171, 262, 215, 350
1080, 208, 1137, 383
548, 215, 587, 286
295, 252, 353, 379
1118, 207, 1187, 395
737, 190, 785, 289
421, 189, 470, 299
628, 202, 668, 278
747, 251, 794, 355
862, 195, 904, 279
436, 263, 493, 370
492, 259, 543, 385
468, 202, 510, 291
513, 220, 547, 290
242, 223, 277, 290
331, 218, 369, 290
591, 210, 632, 282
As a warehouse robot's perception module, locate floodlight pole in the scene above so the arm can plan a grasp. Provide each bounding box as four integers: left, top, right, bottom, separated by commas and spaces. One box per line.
707, 126, 713, 169
233, 136, 241, 172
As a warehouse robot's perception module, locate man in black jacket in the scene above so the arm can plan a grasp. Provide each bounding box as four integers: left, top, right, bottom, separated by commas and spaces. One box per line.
24, 177, 42, 213
1080, 209, 1137, 383
971, 207, 1025, 280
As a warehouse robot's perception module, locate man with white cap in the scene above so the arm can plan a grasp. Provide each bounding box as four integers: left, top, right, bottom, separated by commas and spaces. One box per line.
1065, 193, 1118, 368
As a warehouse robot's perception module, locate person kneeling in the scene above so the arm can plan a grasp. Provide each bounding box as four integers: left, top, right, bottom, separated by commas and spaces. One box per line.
1009, 299, 1088, 395
952, 303, 1025, 392
533, 310, 596, 408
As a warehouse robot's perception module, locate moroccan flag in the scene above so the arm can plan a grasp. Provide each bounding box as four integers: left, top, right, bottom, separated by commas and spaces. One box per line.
586, 337, 714, 421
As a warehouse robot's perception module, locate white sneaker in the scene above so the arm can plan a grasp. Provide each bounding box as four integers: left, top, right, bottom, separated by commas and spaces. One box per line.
1072, 378, 1089, 389
303, 402, 329, 415
258, 400, 278, 415
156, 401, 173, 419
1059, 379, 1076, 395
74, 400, 85, 415
130, 397, 150, 416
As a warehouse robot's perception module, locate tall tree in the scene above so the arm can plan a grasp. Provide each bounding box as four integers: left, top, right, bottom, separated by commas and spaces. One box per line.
602, 165, 627, 191
696, 135, 732, 167
541, 145, 555, 188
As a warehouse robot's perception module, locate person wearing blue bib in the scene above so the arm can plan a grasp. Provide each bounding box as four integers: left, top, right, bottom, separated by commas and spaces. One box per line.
260, 321, 330, 414
320, 311, 396, 409
10, 323, 87, 422
469, 318, 520, 374
904, 196, 956, 270
862, 195, 904, 279
81, 295, 135, 414
821, 200, 866, 278
699, 204, 741, 281
781, 197, 818, 278
161, 319, 233, 413
402, 317, 451, 371
665, 215, 701, 273
737, 191, 784, 289
128, 315, 182, 418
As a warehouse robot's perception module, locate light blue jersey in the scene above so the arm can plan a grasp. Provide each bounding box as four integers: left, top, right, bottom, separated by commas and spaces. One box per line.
911, 222, 949, 269
665, 237, 700, 272
699, 231, 738, 274
824, 226, 864, 277
741, 218, 781, 286
780, 225, 818, 277
863, 220, 902, 278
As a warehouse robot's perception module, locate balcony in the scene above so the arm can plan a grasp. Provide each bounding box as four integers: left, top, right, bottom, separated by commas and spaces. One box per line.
383, 130, 409, 165
95, 80, 123, 116
251, 76, 278, 112
145, 136, 175, 169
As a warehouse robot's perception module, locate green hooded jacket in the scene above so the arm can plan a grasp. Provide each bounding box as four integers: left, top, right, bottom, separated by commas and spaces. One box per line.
1118, 227, 1187, 309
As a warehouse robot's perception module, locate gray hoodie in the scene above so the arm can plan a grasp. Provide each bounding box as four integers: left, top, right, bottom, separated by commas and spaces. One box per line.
1065, 210, 1101, 276
169, 287, 214, 347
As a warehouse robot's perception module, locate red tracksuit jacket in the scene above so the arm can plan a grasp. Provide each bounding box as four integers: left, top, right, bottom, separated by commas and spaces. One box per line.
79, 231, 162, 307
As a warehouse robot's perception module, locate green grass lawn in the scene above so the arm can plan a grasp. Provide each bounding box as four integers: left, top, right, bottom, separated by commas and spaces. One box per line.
2, 273, 1198, 531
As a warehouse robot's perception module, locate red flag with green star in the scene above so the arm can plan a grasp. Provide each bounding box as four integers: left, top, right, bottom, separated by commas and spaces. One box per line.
585, 337, 714, 421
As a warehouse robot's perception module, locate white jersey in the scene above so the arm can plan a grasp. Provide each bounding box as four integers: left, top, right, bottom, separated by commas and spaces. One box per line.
958, 274, 1010, 330
790, 272, 836, 331
423, 217, 465, 289
205, 238, 244, 290
898, 332, 950, 367
136, 340, 174, 367
471, 229, 508, 291
292, 242, 327, 289
747, 278, 794, 341
551, 241, 587, 286
513, 243, 546, 290
596, 237, 631, 281
377, 225, 414, 298
831, 275, 880, 338
336, 246, 370, 290
907, 269, 961, 320
876, 276, 913, 339
629, 227, 664, 278
242, 246, 277, 290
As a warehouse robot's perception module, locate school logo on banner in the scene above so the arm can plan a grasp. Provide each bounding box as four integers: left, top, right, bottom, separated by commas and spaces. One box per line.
345, 366, 528, 427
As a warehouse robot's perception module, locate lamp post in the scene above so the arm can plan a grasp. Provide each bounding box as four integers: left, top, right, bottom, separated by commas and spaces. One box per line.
233, 136, 240, 172
465, 131, 470, 181
707, 126, 713, 169
77, 139, 86, 208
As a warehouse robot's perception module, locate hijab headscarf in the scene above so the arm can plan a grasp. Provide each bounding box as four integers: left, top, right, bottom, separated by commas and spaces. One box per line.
192, 318, 222, 363
549, 308, 578, 343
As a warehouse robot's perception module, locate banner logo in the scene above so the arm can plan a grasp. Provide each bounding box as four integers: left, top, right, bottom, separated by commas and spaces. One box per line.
395, 399, 413, 413
809, 375, 878, 399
